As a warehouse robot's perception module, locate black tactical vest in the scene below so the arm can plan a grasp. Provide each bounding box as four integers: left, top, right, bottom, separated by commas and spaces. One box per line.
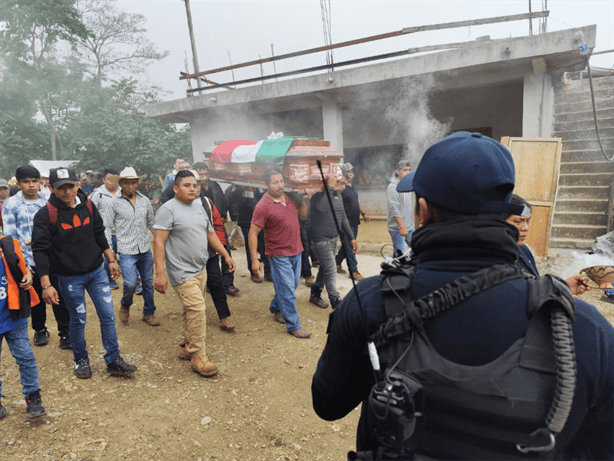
355, 262, 576, 461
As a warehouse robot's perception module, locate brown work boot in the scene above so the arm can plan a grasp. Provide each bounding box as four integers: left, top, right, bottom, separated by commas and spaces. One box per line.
219, 317, 236, 331
142, 314, 160, 326
337, 265, 347, 274
350, 272, 364, 281
304, 275, 315, 287
271, 311, 285, 324
118, 306, 129, 324
289, 328, 312, 339
191, 355, 219, 377
178, 343, 191, 361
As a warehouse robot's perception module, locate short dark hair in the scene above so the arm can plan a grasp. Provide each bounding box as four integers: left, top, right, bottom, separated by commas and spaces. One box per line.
263, 166, 283, 186
15, 166, 41, 182
174, 169, 195, 186
103, 168, 119, 177
192, 162, 208, 171
509, 194, 533, 214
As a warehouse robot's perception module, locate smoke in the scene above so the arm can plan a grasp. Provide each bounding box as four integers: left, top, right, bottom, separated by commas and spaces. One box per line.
383, 74, 452, 166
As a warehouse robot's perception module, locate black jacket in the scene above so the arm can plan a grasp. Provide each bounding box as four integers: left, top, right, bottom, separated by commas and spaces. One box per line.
32, 190, 110, 277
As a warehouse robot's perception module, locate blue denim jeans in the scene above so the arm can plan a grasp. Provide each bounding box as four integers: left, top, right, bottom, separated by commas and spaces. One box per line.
118, 250, 156, 315
268, 254, 302, 331
313, 238, 340, 302
606, 288, 614, 297
335, 226, 358, 273
58, 265, 120, 365
390, 229, 414, 255
0, 323, 40, 396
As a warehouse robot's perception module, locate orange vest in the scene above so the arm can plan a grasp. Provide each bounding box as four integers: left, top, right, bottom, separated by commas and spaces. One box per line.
1, 238, 40, 311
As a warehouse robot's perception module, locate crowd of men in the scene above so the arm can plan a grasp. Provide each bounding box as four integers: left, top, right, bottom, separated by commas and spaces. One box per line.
0, 156, 374, 419
2, 135, 611, 461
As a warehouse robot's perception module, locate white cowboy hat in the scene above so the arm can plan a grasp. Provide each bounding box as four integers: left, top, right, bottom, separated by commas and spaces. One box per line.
109, 167, 147, 185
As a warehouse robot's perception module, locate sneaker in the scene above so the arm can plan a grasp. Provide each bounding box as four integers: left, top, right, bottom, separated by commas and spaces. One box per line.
59, 335, 72, 350
264, 274, 273, 282
337, 265, 347, 274
309, 295, 329, 309
251, 273, 263, 283
119, 305, 130, 324
289, 328, 312, 339
0, 403, 7, 420
109, 281, 120, 290
191, 355, 218, 377
107, 356, 137, 376
25, 391, 46, 418
226, 285, 240, 296
601, 293, 614, 304
350, 272, 364, 281
304, 275, 315, 287
135, 281, 143, 295
74, 357, 92, 379
33, 329, 49, 347
142, 314, 161, 326
271, 311, 285, 324
219, 317, 236, 331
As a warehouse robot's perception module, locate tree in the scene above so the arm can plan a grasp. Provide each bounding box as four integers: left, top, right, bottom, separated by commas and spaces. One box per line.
74, 0, 169, 84
0, 0, 90, 160
67, 79, 191, 188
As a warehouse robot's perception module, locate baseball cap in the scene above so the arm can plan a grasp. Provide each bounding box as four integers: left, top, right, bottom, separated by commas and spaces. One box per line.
396, 160, 411, 170
49, 168, 78, 189
0, 179, 9, 188
397, 131, 523, 215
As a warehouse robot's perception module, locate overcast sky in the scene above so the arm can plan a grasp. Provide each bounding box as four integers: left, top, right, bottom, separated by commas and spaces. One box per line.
118, 0, 614, 101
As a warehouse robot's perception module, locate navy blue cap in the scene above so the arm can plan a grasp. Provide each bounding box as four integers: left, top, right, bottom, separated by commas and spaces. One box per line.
397, 131, 523, 215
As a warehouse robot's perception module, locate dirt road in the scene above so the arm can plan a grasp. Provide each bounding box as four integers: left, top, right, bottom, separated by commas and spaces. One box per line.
0, 247, 612, 460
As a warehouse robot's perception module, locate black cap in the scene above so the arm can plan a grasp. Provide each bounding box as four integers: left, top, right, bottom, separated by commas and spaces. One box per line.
49, 168, 78, 188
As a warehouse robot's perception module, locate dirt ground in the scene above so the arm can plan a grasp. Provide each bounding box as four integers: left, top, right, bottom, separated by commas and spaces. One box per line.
1, 245, 612, 461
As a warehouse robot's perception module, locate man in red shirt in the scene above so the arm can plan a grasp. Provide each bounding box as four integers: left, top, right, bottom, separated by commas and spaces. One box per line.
249, 167, 312, 339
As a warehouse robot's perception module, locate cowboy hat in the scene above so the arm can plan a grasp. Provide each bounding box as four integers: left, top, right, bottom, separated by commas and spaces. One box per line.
109, 167, 147, 185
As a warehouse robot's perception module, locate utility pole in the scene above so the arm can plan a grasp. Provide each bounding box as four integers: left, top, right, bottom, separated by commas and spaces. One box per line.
184, 0, 202, 89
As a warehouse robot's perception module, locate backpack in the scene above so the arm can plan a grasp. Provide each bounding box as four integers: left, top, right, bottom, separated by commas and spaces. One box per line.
46, 199, 93, 227
0, 236, 31, 320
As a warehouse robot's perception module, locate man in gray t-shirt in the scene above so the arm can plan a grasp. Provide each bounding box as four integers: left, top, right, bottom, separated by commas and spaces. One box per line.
153, 170, 235, 378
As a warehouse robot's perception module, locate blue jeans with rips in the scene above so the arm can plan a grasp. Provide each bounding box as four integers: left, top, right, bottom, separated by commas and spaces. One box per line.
0, 323, 40, 396
390, 229, 414, 255
312, 237, 340, 302
335, 226, 358, 273
268, 254, 302, 331
58, 265, 120, 365
118, 250, 156, 315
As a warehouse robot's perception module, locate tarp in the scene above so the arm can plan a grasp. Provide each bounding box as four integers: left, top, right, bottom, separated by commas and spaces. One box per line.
255, 137, 294, 165
211, 140, 256, 162
29, 160, 78, 178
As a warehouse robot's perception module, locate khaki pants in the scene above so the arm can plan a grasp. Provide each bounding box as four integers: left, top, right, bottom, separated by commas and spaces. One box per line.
173, 271, 207, 358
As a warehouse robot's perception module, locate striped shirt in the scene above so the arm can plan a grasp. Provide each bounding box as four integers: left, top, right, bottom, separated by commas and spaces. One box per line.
104, 191, 154, 255
90, 184, 121, 234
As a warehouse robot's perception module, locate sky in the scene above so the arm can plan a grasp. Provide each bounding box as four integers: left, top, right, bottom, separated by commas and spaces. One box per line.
117, 0, 614, 101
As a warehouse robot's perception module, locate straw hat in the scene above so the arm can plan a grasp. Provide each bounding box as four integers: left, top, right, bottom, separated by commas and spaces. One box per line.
109, 167, 146, 185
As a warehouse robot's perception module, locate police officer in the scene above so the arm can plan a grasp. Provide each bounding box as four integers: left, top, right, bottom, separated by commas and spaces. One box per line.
311, 132, 614, 460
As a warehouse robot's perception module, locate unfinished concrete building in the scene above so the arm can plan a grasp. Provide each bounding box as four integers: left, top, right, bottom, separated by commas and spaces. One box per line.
141, 18, 612, 249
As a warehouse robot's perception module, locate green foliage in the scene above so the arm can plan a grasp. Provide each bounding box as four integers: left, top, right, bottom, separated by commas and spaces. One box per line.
67, 79, 191, 181
0, 0, 185, 181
